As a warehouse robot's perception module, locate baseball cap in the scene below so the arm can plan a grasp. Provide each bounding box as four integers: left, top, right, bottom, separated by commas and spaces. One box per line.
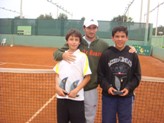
83, 18, 98, 27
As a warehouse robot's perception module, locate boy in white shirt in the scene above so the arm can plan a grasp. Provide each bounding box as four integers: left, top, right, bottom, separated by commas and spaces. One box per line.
53, 28, 91, 123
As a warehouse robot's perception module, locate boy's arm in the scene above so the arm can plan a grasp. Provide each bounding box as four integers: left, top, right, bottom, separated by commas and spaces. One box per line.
125, 54, 141, 92
55, 74, 67, 96
97, 52, 112, 92
68, 75, 90, 98
75, 75, 91, 92
69, 53, 91, 98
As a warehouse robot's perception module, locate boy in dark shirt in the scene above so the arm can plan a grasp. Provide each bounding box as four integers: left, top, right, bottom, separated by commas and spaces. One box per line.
98, 26, 141, 123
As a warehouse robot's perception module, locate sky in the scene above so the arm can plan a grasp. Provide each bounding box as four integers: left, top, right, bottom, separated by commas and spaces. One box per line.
0, 0, 164, 27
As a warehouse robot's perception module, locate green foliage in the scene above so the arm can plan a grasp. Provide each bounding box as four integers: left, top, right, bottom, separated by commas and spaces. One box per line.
57, 13, 68, 20
37, 14, 54, 20
111, 15, 133, 22
152, 25, 164, 36
81, 17, 85, 21
14, 16, 24, 19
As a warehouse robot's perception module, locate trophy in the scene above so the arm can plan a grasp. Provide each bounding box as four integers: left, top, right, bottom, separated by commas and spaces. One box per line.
113, 72, 126, 95
59, 77, 68, 95
113, 76, 123, 95
70, 80, 79, 91
59, 77, 68, 90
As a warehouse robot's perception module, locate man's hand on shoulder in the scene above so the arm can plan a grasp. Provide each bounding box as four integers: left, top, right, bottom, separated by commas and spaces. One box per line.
63, 51, 76, 63
129, 46, 137, 53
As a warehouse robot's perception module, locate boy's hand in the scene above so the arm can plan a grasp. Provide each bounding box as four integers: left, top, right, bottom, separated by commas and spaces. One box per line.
120, 88, 129, 96
68, 89, 79, 98
62, 51, 76, 63
108, 87, 117, 95
56, 86, 67, 96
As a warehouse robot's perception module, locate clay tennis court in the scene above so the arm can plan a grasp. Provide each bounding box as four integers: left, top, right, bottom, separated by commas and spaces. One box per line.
0, 46, 164, 123
0, 46, 164, 77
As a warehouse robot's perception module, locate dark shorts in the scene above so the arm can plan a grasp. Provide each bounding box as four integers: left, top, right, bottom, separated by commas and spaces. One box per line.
57, 98, 85, 123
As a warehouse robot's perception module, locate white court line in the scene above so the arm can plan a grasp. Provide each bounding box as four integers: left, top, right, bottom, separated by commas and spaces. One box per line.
0, 62, 53, 68
0, 62, 6, 65
0, 68, 54, 73
142, 76, 164, 82
25, 94, 56, 123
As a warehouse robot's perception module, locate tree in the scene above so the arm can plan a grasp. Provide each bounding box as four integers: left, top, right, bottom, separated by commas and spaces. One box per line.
14, 16, 24, 19
57, 13, 68, 20
81, 17, 85, 21
111, 15, 133, 22
37, 13, 54, 20
152, 25, 164, 36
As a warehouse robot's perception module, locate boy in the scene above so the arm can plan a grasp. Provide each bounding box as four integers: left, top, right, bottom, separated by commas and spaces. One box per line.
53, 28, 91, 123
97, 26, 141, 123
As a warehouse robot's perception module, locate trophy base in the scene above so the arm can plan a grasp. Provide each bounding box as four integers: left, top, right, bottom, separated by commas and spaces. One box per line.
113, 91, 123, 95
63, 91, 68, 95
63, 91, 79, 97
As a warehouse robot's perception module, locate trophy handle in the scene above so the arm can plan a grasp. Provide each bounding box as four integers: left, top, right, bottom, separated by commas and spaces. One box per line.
59, 77, 68, 90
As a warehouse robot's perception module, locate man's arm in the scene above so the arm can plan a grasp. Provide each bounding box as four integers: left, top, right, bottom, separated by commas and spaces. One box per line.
129, 46, 137, 53
53, 44, 76, 62
53, 44, 69, 61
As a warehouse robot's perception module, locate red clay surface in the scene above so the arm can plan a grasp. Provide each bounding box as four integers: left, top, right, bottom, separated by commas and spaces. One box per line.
0, 46, 164, 123
0, 46, 163, 77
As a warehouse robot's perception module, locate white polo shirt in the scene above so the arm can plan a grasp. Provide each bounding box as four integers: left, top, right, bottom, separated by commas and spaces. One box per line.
53, 49, 92, 101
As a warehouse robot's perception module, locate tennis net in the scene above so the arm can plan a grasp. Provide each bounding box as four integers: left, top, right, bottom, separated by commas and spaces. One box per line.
0, 68, 164, 123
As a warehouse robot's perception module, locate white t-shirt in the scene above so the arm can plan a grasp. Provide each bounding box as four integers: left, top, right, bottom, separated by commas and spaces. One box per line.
53, 49, 92, 101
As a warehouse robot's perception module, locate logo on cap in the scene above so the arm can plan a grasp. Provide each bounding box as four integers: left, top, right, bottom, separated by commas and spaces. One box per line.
83, 18, 98, 27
